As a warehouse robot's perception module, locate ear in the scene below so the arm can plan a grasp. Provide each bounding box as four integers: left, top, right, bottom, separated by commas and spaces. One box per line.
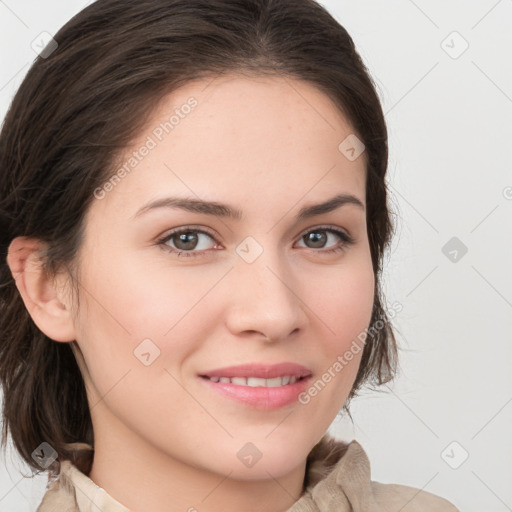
6, 236, 76, 342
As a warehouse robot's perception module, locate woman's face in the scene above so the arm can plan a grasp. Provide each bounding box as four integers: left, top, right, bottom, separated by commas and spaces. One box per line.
70, 74, 374, 480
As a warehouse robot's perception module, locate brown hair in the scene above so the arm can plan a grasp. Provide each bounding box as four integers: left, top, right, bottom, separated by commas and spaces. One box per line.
0, 0, 399, 477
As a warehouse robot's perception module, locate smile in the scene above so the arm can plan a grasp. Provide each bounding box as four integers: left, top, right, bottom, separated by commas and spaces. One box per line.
202, 375, 304, 386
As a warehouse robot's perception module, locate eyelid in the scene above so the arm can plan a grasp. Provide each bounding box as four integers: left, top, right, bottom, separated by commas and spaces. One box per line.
158, 224, 218, 242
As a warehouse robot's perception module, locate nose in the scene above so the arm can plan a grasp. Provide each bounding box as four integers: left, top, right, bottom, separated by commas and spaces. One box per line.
224, 248, 308, 343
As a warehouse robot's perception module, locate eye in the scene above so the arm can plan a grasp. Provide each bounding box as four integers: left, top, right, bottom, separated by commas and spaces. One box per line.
157, 225, 355, 258
158, 227, 218, 258
296, 226, 355, 254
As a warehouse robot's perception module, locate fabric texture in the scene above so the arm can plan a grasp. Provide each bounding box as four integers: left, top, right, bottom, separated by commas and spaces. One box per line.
36, 433, 460, 512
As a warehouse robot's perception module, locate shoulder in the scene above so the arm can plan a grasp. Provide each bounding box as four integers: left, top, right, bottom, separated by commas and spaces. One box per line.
302, 436, 460, 512
36, 461, 78, 511
370, 480, 460, 511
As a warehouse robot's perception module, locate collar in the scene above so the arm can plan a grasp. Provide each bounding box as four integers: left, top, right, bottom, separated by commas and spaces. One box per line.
289, 434, 375, 511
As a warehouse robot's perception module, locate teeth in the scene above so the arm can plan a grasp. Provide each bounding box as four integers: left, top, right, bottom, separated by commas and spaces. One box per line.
207, 375, 300, 387
263, 376, 281, 387
232, 377, 255, 386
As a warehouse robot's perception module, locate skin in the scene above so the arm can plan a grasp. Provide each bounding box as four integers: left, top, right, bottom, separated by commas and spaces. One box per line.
8, 74, 374, 512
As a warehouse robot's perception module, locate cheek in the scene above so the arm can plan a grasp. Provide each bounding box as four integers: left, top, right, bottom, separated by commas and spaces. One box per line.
72, 251, 218, 381
301, 257, 374, 399
100, 252, 220, 334
313, 257, 375, 348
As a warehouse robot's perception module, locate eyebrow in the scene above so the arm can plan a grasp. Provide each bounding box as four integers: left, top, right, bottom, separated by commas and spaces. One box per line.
132, 193, 365, 222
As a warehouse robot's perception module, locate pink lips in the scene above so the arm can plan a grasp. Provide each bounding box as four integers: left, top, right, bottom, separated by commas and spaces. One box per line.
198, 362, 312, 410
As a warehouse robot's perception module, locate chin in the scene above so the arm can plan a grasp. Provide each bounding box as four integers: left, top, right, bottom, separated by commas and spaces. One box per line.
210, 435, 309, 481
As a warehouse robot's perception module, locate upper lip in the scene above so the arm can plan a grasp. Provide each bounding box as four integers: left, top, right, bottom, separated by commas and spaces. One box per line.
200, 362, 312, 379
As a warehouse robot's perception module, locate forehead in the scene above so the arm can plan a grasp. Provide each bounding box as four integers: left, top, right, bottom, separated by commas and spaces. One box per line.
91, 74, 367, 222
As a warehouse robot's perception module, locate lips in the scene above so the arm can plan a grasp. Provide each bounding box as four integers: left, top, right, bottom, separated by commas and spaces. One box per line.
198, 364, 313, 410
199, 362, 312, 380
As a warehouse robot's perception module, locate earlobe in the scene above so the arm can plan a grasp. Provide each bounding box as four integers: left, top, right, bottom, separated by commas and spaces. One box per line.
6, 236, 77, 342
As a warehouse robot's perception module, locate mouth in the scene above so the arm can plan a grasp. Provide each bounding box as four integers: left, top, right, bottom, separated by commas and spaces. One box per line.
197, 362, 313, 410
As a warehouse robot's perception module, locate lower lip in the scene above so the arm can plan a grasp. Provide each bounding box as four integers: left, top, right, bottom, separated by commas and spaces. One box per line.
199, 376, 312, 410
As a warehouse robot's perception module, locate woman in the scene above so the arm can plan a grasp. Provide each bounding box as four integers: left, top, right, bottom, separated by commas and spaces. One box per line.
0, 0, 459, 510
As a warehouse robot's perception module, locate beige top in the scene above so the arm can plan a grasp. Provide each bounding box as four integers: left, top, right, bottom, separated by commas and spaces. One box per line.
36, 434, 460, 511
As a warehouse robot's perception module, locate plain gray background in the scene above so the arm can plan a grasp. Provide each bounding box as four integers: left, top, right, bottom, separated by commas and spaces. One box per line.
1, 1, 511, 511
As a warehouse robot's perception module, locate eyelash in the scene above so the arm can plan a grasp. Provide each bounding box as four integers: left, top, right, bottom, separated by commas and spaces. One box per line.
156, 225, 355, 259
